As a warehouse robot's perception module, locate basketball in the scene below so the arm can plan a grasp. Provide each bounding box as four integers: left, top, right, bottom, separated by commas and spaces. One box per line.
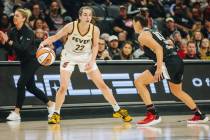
36, 47, 56, 66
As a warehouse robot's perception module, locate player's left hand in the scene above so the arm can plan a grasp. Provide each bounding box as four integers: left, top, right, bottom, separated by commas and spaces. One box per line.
85, 60, 95, 71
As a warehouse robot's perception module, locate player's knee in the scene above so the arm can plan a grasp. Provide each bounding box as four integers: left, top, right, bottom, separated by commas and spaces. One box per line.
134, 79, 144, 87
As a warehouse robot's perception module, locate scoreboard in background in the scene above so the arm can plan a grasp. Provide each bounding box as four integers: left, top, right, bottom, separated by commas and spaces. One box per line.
0, 60, 209, 106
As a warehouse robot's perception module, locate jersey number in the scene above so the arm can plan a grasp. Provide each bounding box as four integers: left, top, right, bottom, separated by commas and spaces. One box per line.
75, 45, 85, 51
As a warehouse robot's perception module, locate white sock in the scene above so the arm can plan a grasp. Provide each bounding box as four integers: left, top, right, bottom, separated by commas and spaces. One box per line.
54, 109, 60, 114
112, 104, 120, 112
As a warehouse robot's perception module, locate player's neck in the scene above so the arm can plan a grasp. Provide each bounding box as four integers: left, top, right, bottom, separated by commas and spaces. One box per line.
16, 23, 24, 30
78, 22, 90, 29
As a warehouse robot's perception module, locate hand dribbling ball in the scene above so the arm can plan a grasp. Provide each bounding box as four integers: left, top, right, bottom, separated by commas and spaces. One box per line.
36, 47, 55, 66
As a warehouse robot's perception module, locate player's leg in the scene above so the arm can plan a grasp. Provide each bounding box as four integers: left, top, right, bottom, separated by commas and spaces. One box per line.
134, 69, 161, 126
87, 68, 132, 122
26, 74, 55, 115
7, 63, 33, 121
169, 82, 208, 123
48, 62, 73, 124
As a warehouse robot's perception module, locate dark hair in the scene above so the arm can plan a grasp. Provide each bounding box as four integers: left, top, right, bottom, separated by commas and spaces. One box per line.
133, 14, 148, 27
187, 41, 195, 46
33, 17, 44, 29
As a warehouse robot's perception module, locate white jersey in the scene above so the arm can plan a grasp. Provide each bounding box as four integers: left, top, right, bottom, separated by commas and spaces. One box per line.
63, 21, 94, 55
60, 21, 97, 72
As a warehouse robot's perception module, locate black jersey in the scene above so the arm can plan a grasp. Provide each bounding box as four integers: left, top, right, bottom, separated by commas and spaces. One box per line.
142, 28, 177, 62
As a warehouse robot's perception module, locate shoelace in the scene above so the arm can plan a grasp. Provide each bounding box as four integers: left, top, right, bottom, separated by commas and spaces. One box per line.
119, 109, 128, 117
51, 114, 58, 120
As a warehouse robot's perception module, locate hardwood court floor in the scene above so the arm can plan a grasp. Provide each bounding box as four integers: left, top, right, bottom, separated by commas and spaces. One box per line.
0, 115, 209, 140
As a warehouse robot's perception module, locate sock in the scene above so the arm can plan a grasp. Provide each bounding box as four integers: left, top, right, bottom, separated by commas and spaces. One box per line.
112, 104, 120, 112
192, 107, 202, 116
146, 104, 157, 115
54, 108, 60, 114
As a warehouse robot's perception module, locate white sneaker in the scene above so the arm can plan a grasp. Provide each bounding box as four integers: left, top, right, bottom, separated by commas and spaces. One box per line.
6, 111, 21, 121
47, 102, 55, 118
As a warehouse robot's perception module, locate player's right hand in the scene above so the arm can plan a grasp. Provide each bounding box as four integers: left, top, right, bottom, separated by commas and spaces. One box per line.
154, 68, 163, 82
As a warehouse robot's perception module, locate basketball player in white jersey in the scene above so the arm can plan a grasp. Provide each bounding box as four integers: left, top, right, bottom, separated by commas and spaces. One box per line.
40, 6, 132, 124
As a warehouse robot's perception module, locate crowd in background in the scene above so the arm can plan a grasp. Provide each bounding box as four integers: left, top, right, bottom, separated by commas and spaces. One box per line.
0, 0, 210, 61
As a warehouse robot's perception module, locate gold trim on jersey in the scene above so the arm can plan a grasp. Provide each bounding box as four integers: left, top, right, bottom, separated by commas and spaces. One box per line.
77, 21, 91, 36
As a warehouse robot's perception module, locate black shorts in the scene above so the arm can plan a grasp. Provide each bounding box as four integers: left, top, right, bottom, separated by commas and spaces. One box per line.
148, 55, 184, 84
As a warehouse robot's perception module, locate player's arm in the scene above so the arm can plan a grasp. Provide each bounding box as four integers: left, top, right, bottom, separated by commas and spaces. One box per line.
90, 26, 100, 62
139, 31, 163, 69
40, 22, 73, 47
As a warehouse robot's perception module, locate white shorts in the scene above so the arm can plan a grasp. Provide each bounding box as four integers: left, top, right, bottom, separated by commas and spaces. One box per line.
60, 50, 98, 73
60, 61, 98, 73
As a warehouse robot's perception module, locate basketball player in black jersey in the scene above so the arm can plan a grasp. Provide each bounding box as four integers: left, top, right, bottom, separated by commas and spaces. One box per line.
132, 15, 208, 126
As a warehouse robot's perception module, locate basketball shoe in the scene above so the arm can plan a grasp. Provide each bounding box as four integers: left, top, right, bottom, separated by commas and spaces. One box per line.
6, 111, 21, 121
113, 108, 133, 122
48, 112, 61, 124
137, 112, 161, 126
187, 114, 208, 124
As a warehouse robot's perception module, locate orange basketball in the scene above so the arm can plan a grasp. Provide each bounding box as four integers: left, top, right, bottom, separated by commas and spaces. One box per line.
36, 47, 56, 66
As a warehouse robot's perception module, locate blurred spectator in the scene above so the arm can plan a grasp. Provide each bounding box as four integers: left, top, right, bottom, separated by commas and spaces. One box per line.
146, 0, 165, 18
45, 1, 64, 31
170, 0, 188, 16
118, 31, 127, 48
100, 33, 110, 42
97, 38, 111, 60
33, 18, 49, 31
127, 0, 141, 16
63, 16, 72, 24
3, 0, 17, 16
191, 2, 202, 21
108, 35, 121, 59
162, 17, 188, 39
29, 3, 45, 28
171, 30, 182, 50
173, 0, 194, 29
120, 41, 133, 60
201, 19, 210, 39
185, 41, 199, 59
35, 28, 45, 40
177, 39, 188, 59
192, 31, 203, 52
198, 38, 210, 60
203, 0, 210, 21
0, 14, 11, 32
60, 0, 83, 20
112, 5, 134, 40
191, 20, 202, 32
133, 47, 146, 59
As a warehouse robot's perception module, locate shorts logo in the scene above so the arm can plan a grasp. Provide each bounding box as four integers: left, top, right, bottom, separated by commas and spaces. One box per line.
62, 62, 69, 68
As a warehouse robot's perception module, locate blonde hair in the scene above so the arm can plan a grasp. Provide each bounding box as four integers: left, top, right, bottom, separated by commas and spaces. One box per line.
16, 8, 31, 23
